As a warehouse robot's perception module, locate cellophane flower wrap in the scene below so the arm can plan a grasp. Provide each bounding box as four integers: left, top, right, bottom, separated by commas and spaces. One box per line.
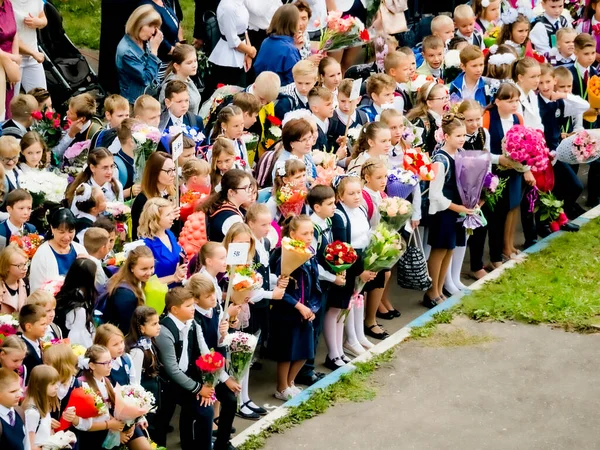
555, 130, 600, 164
195, 350, 225, 389
230, 265, 263, 305
39, 430, 77, 450
62, 140, 91, 178
0, 314, 18, 344
386, 167, 419, 199
379, 197, 413, 231
40, 277, 64, 296
318, 11, 370, 52
56, 382, 108, 432
263, 115, 282, 150
403, 147, 436, 181
132, 124, 162, 182
276, 182, 308, 218
31, 107, 70, 149
324, 241, 358, 274
180, 191, 209, 223
502, 125, 550, 173
311, 150, 344, 187
19, 171, 69, 207
281, 237, 313, 277
455, 151, 490, 232
10, 233, 43, 259
481, 172, 507, 212
222, 331, 258, 382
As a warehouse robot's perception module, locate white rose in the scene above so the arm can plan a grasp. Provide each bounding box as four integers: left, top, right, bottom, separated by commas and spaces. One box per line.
270, 126, 282, 138
444, 50, 461, 68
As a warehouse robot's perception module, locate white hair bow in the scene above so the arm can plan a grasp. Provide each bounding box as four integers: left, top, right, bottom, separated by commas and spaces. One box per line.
274, 160, 287, 177
78, 357, 90, 370
282, 109, 313, 128
123, 240, 146, 258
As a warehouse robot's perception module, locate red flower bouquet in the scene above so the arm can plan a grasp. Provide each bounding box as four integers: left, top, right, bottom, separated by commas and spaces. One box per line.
195, 351, 225, 388
324, 241, 358, 274
263, 115, 282, 150
10, 234, 43, 259
275, 182, 308, 218
31, 107, 70, 148
180, 191, 208, 223
0, 314, 18, 344
56, 383, 108, 432
403, 147, 436, 181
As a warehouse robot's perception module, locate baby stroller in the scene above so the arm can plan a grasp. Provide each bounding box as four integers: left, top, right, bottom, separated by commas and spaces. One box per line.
37, 0, 106, 113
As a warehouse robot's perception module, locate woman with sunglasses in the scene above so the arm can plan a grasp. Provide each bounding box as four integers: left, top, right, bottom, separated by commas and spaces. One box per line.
0, 244, 28, 313
201, 169, 254, 242
131, 151, 178, 240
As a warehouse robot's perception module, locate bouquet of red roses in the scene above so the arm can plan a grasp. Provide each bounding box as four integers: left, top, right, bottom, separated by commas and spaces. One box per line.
56, 382, 108, 432
276, 182, 308, 218
195, 350, 225, 389
10, 234, 43, 259
324, 241, 358, 274
31, 107, 70, 149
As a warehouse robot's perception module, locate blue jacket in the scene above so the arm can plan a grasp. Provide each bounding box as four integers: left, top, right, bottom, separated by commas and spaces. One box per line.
254, 35, 301, 87
115, 34, 161, 103
449, 73, 490, 108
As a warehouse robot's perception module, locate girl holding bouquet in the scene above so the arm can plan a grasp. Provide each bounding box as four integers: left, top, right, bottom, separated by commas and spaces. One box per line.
425, 115, 471, 308
197, 242, 228, 302
268, 158, 308, 224
210, 138, 237, 192
347, 122, 392, 174
406, 82, 450, 154
23, 365, 60, 450
210, 106, 250, 170
270, 215, 320, 401
19, 132, 48, 174
330, 175, 376, 359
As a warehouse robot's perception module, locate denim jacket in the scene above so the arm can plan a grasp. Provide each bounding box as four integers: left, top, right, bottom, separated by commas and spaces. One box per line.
115, 34, 161, 103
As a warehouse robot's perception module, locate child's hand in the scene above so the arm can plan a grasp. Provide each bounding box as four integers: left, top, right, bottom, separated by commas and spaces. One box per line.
131, 184, 142, 196
359, 270, 377, 283
336, 145, 348, 160
108, 419, 125, 431
68, 118, 86, 138
550, 91, 567, 100
295, 303, 315, 321
277, 276, 289, 289
411, 220, 420, 230
61, 406, 76, 423
50, 418, 61, 429
172, 206, 181, 220
272, 286, 286, 299
138, 418, 148, 430
334, 273, 346, 286
119, 431, 132, 444
199, 385, 215, 399
219, 320, 229, 338
225, 377, 242, 393
524, 170, 536, 186
498, 155, 517, 169
227, 304, 242, 317
455, 205, 474, 215
174, 263, 188, 282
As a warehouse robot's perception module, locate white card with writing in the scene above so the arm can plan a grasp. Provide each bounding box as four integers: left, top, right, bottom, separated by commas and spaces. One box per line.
226, 243, 250, 265
171, 134, 184, 161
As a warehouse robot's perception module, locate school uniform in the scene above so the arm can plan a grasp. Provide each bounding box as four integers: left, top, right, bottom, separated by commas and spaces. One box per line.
411, 111, 440, 155
0, 405, 27, 450
544, 47, 576, 67
274, 85, 309, 121
1, 120, 28, 139
456, 29, 484, 49
358, 102, 383, 123
312, 116, 329, 151
207, 202, 244, 242
76, 376, 111, 450
53, 120, 103, 160
52, 376, 88, 450
75, 213, 96, 244
20, 335, 43, 385
530, 14, 569, 56
246, 239, 272, 344
448, 73, 490, 108
108, 356, 146, 441
129, 338, 161, 438
326, 109, 369, 151
87, 177, 124, 203
3, 168, 22, 196
0, 220, 36, 252
393, 83, 413, 115
416, 61, 443, 82
158, 110, 205, 136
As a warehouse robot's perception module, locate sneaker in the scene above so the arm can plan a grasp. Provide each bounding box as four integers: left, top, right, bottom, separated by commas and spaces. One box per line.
274, 387, 294, 401
344, 342, 366, 357
289, 384, 303, 396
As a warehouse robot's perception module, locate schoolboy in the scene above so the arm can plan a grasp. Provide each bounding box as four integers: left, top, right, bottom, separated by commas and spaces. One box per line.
385, 51, 413, 113
449, 45, 489, 106
83, 227, 111, 290
554, 66, 584, 135
18, 304, 47, 384
530, 0, 570, 55
416, 36, 445, 80
327, 79, 369, 153
297, 185, 344, 386
399, 46, 418, 79
308, 86, 335, 150
158, 80, 205, 134
94, 216, 118, 256
0, 368, 27, 450
26, 289, 62, 341
359, 73, 396, 122
1, 95, 37, 140
413, 15, 455, 68
154, 287, 214, 449
275, 60, 318, 120
454, 5, 484, 49
133, 95, 161, 128
546, 28, 577, 67
90, 94, 130, 149
54, 93, 102, 159
0, 189, 36, 251
233, 92, 262, 130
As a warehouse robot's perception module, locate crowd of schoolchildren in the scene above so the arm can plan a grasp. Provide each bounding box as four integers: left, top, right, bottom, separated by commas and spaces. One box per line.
0, 0, 598, 448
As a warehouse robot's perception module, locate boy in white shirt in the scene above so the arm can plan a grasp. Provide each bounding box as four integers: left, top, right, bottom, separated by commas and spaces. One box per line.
83, 227, 111, 290
454, 5, 485, 49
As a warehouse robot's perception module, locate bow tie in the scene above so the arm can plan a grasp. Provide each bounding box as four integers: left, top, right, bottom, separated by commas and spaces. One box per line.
466, 134, 477, 144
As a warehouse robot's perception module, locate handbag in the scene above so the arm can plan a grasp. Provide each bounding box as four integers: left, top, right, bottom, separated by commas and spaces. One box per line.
378, 0, 408, 35
396, 228, 432, 291
203, 10, 220, 55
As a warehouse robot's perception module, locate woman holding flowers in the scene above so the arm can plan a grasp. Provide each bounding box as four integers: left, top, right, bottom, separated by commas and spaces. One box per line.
0, 244, 28, 314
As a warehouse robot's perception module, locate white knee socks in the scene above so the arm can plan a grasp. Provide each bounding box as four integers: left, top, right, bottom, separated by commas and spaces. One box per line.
324, 308, 345, 359
451, 245, 467, 290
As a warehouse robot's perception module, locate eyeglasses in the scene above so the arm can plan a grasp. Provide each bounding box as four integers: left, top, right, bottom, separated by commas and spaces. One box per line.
161, 169, 177, 176
297, 137, 313, 144
430, 96, 450, 101
11, 262, 29, 271
93, 361, 112, 366
0, 156, 18, 163
234, 184, 253, 192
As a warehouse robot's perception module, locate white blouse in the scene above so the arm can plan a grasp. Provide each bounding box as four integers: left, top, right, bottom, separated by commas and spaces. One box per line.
25, 406, 52, 445
428, 149, 457, 215
65, 307, 94, 348
342, 203, 370, 249
209, 0, 249, 68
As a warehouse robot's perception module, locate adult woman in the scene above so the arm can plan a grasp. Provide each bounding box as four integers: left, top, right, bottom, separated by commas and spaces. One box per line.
65, 148, 124, 205
131, 151, 177, 240
104, 246, 155, 334
140, 0, 181, 66
254, 4, 302, 87
0, 244, 28, 313
138, 198, 187, 286
0, 0, 20, 116
158, 44, 201, 115
115, 5, 163, 104
208, 0, 256, 90
29, 208, 87, 292
13, 0, 47, 93
201, 169, 253, 242
272, 118, 316, 182
328, 0, 368, 72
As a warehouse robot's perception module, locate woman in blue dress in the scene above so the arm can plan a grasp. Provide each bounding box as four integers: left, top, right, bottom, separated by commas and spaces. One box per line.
138, 197, 187, 287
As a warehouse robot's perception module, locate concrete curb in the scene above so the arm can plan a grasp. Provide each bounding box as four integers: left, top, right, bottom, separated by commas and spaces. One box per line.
231, 205, 600, 448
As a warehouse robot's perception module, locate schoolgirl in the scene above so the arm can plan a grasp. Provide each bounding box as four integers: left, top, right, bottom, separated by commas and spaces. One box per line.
347, 122, 391, 173
18, 132, 48, 174
318, 57, 342, 108
472, 0, 501, 33
210, 137, 237, 192
23, 365, 60, 450
70, 184, 107, 244
406, 82, 450, 154
64, 148, 123, 204
268, 158, 308, 225
197, 242, 228, 302
0, 335, 26, 384
210, 106, 250, 170
496, 12, 534, 58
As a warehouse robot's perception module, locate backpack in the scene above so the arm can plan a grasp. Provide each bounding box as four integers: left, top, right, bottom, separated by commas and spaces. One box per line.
482, 111, 524, 129
254, 146, 281, 189
0, 406, 25, 438
362, 190, 387, 222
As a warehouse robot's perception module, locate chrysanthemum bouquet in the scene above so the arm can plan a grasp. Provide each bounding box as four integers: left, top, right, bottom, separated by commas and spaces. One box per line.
63, 139, 91, 177
0, 314, 18, 344
241, 132, 259, 167
222, 331, 258, 383
318, 11, 370, 53
132, 124, 162, 182
324, 241, 358, 274
346, 125, 362, 150
379, 197, 412, 231
10, 233, 43, 259
19, 171, 69, 207
276, 182, 308, 218
502, 125, 550, 173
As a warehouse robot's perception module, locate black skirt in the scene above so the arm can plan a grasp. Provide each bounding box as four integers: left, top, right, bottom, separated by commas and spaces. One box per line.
428, 209, 466, 250
268, 303, 315, 362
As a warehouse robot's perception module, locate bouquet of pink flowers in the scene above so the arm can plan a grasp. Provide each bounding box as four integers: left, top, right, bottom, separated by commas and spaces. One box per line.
311, 150, 344, 187
63, 139, 91, 177
105, 202, 132, 223
0, 314, 18, 344
555, 130, 600, 164
318, 11, 370, 52
502, 125, 550, 173
132, 124, 162, 182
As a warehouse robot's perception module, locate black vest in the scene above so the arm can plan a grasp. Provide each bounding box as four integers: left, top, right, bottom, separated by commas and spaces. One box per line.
160, 317, 202, 382
463, 128, 487, 152
0, 409, 25, 450
20, 337, 43, 385
432, 149, 462, 206
534, 15, 568, 46
539, 96, 566, 151
194, 307, 226, 357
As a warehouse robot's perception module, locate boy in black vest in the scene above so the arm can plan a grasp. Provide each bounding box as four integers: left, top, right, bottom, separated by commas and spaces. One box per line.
154, 287, 214, 450
18, 304, 47, 385
275, 60, 317, 121
530, 0, 569, 56
0, 368, 27, 450
385, 51, 413, 114
308, 87, 335, 151
189, 275, 239, 449
158, 80, 206, 139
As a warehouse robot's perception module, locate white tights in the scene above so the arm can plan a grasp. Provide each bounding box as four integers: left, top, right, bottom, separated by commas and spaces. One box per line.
444, 245, 467, 294
324, 307, 345, 359
344, 302, 370, 347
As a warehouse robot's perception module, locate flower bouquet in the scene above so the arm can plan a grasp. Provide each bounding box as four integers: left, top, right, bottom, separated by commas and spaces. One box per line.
281, 237, 313, 277
40, 278, 65, 296
564, 0, 585, 20
386, 167, 419, 199
311, 150, 344, 187
230, 264, 263, 306
10, 233, 43, 259
276, 182, 308, 218
324, 241, 358, 274
555, 130, 600, 164
31, 107, 70, 149
62, 140, 91, 178
536, 191, 568, 232
502, 125, 550, 173
379, 197, 412, 231
483, 25, 501, 48
403, 147, 436, 181
222, 331, 258, 389
71, 344, 87, 359
196, 350, 225, 391
401, 118, 424, 148
241, 132, 259, 167
318, 11, 370, 53
0, 314, 18, 344
56, 382, 108, 431
346, 126, 363, 151
455, 151, 490, 233
41, 337, 70, 351
105, 252, 126, 268
443, 49, 462, 85
39, 430, 77, 450
19, 171, 69, 208
132, 124, 162, 182
180, 191, 208, 223
103, 384, 156, 449
263, 115, 282, 150
481, 172, 507, 212
105, 202, 132, 223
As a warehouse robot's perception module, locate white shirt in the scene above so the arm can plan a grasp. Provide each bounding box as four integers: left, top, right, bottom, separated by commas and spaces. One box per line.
200, 268, 223, 303
313, 115, 329, 134
89, 177, 123, 202
192, 306, 230, 383
65, 307, 94, 348
22, 335, 41, 359
12, 0, 44, 51
335, 108, 355, 126
341, 203, 370, 249
209, 0, 249, 68
6, 218, 23, 236
89, 255, 108, 289
0, 405, 29, 450
249, 237, 274, 304
461, 77, 478, 101
530, 14, 564, 55
310, 214, 336, 283
53, 121, 92, 159
429, 149, 457, 215
5, 168, 22, 190
75, 212, 97, 245
516, 85, 544, 131
456, 29, 485, 49
363, 186, 383, 228
167, 313, 193, 371
25, 405, 52, 446
305, 0, 327, 32
246, 0, 281, 31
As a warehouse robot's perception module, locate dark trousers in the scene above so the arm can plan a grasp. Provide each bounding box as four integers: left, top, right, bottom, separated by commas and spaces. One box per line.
179, 393, 214, 450
486, 199, 509, 264
245, 304, 269, 357
587, 160, 600, 207
299, 291, 328, 376
553, 161, 584, 216
213, 382, 237, 450
520, 186, 538, 245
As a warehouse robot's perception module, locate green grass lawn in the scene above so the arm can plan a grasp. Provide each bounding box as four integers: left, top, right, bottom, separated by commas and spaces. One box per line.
457, 218, 600, 332
54, 0, 195, 50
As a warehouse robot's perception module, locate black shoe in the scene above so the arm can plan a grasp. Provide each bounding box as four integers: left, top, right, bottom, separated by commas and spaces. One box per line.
250, 360, 263, 370
295, 372, 323, 386
364, 324, 389, 340
245, 401, 268, 416
561, 221, 580, 232
422, 294, 439, 309
523, 239, 538, 249
442, 287, 453, 298
236, 406, 260, 420
213, 418, 236, 434
537, 224, 552, 238
324, 356, 345, 371
376, 310, 395, 320
389, 309, 401, 318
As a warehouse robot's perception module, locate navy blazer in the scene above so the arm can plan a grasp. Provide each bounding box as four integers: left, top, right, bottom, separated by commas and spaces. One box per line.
568, 64, 598, 128
21, 336, 43, 385
0, 221, 36, 251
